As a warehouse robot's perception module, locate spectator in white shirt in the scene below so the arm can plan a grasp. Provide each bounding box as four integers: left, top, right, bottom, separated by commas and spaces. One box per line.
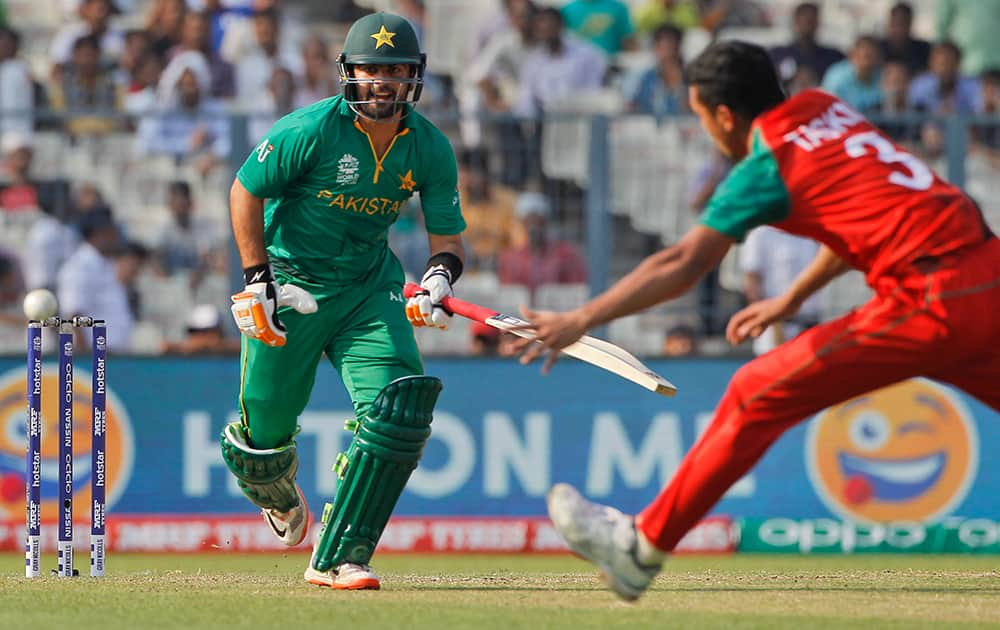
214, 0, 273, 63
470, 0, 536, 116
471, 0, 515, 61
248, 66, 296, 145
740, 226, 823, 355
136, 51, 231, 176
460, 0, 536, 179
123, 52, 165, 115
235, 8, 301, 108
49, 0, 125, 74
2, 133, 76, 292
145, 0, 186, 58
168, 10, 235, 99
57, 208, 133, 351
154, 180, 224, 278
460, 0, 535, 142
0, 26, 34, 137
515, 7, 608, 117
294, 35, 338, 109
61, 0, 136, 16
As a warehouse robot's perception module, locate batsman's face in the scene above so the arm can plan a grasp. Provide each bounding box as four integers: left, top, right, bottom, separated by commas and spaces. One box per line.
689, 86, 749, 160
353, 64, 412, 119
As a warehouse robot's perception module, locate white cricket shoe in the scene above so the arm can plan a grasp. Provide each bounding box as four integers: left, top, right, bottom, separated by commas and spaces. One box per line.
304, 563, 381, 590
262, 484, 310, 547
547, 483, 661, 601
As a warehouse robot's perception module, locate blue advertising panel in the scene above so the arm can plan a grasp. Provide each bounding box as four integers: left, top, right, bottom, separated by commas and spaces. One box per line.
0, 356, 996, 529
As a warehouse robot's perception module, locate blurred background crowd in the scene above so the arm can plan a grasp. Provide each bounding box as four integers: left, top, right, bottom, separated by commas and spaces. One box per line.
0, 0, 998, 357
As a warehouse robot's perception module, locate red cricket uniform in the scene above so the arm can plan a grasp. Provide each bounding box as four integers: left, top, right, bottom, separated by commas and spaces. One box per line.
637, 90, 999, 551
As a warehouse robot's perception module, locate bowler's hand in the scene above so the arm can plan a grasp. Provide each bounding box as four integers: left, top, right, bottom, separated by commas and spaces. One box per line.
726, 295, 800, 346
505, 307, 589, 374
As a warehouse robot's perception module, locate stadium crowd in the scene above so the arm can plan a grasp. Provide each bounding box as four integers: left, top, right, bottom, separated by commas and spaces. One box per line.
0, 0, 998, 355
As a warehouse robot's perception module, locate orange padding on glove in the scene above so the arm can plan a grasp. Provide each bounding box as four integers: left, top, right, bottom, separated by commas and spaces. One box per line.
232, 292, 287, 347
405, 302, 426, 327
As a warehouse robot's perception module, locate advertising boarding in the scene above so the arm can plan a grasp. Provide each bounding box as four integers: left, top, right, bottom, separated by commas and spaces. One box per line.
0, 355, 996, 554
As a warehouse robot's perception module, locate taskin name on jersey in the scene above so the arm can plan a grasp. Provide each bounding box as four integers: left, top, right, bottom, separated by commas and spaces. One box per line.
781, 101, 865, 152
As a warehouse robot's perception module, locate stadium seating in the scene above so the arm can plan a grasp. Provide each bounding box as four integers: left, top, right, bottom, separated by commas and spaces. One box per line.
0, 0, 991, 358
533, 282, 589, 312
541, 89, 625, 185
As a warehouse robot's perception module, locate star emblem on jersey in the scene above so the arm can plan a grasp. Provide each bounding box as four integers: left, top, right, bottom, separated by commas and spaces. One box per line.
370, 25, 396, 49
398, 169, 416, 192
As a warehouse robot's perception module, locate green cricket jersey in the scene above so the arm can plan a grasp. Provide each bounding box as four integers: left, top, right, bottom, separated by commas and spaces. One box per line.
237, 95, 466, 289
699, 128, 790, 242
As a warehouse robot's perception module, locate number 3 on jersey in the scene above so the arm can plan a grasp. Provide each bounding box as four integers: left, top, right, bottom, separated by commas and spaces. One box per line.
844, 131, 933, 191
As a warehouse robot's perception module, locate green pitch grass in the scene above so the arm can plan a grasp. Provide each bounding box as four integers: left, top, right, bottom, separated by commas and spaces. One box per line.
2, 553, 998, 629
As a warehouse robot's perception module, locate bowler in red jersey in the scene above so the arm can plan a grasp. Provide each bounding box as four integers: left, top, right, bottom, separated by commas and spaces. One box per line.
510, 40, 999, 601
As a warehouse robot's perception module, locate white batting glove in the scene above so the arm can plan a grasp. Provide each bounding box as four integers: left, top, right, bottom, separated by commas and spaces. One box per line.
405, 264, 453, 330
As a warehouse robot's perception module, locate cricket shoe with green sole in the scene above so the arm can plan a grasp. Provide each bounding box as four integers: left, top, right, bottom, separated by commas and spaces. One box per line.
304, 563, 381, 590
262, 484, 310, 546
546, 483, 662, 601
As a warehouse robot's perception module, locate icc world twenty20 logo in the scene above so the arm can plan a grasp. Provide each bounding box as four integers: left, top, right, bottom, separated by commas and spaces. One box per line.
807, 378, 978, 523
0, 366, 134, 521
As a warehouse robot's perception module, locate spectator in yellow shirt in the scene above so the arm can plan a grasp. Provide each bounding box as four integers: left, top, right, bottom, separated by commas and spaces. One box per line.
457, 148, 524, 269
633, 0, 701, 37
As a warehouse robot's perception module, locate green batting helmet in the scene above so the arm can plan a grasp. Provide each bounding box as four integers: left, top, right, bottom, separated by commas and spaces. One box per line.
338, 12, 427, 119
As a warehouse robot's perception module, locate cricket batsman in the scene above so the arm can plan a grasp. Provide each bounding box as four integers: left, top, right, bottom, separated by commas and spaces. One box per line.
221, 12, 466, 590
513, 41, 999, 601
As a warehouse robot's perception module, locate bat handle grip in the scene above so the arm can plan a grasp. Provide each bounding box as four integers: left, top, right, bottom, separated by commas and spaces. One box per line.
403, 282, 498, 322
403, 282, 421, 299
403, 281, 456, 315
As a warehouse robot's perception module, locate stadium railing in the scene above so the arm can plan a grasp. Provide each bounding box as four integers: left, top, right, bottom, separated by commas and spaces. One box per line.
0, 108, 996, 356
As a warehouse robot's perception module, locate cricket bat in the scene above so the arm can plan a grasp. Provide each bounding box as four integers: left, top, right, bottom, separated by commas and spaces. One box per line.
403, 283, 678, 397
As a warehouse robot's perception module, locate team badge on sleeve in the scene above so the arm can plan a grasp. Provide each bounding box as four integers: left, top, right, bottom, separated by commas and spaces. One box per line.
255, 139, 275, 163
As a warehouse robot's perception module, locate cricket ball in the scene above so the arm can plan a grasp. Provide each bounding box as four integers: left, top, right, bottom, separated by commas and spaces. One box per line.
23, 289, 58, 321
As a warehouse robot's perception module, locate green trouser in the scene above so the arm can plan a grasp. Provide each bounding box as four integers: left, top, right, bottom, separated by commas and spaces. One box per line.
238, 253, 422, 450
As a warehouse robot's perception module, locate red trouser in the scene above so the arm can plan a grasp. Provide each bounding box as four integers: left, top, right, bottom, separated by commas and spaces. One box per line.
636, 238, 1000, 551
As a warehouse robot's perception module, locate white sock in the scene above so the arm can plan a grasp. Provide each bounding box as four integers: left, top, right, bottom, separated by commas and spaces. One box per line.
635, 527, 666, 565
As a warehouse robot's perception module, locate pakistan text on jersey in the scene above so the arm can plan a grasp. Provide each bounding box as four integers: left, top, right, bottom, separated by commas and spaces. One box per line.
317, 190, 405, 216
781, 101, 866, 152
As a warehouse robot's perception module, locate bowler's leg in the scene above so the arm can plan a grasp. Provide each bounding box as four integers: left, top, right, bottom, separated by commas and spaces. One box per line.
548, 294, 943, 601
637, 298, 941, 551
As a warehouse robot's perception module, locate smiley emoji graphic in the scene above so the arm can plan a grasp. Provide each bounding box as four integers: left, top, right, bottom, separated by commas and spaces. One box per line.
807, 378, 978, 523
